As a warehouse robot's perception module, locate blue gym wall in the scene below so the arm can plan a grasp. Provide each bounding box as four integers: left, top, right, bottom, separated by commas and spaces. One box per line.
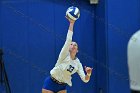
107, 0, 140, 93
0, 0, 140, 93
0, 0, 96, 93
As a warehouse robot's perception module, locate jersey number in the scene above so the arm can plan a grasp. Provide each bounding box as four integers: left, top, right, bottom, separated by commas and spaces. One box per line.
67, 65, 74, 73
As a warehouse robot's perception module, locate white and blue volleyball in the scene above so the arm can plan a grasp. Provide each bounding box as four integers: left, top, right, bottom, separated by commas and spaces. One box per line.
66, 6, 80, 21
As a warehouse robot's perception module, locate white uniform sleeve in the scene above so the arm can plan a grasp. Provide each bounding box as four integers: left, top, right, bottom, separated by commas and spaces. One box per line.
77, 62, 89, 83
55, 30, 73, 66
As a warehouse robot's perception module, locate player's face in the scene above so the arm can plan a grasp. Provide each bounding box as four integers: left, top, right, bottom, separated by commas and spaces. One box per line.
69, 42, 78, 54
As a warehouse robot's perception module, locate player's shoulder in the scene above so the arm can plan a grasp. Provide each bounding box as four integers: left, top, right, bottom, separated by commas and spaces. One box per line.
75, 57, 81, 63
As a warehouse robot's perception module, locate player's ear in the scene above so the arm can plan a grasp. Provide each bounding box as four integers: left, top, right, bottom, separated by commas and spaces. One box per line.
77, 50, 78, 53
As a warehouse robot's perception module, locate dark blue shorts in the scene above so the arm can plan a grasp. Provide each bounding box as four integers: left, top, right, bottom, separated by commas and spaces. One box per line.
42, 76, 67, 93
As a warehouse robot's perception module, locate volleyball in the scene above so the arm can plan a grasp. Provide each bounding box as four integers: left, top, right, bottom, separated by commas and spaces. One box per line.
66, 6, 80, 21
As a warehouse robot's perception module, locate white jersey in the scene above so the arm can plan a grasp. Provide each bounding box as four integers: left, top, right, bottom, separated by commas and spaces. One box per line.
128, 30, 140, 91
50, 30, 88, 86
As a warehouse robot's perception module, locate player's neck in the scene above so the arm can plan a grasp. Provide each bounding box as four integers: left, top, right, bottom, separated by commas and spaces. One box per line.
70, 53, 76, 60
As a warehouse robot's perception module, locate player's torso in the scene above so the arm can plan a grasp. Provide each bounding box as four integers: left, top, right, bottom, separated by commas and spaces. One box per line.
54, 55, 79, 75
50, 55, 80, 86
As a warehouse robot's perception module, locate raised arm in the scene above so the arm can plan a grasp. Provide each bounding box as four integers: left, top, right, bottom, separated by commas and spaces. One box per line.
55, 17, 75, 66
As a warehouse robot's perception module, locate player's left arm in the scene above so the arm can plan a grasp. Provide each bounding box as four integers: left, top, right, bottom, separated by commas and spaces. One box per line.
77, 62, 93, 83
84, 66, 93, 82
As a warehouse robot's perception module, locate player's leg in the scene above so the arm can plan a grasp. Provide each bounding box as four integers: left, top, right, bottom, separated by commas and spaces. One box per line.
57, 90, 67, 93
42, 89, 54, 93
42, 76, 56, 93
